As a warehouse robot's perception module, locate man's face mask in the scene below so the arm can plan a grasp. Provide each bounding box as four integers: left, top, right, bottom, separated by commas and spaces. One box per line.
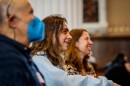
28, 17, 45, 42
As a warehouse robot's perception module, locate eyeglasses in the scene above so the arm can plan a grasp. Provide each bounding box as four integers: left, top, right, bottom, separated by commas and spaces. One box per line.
6, 0, 13, 17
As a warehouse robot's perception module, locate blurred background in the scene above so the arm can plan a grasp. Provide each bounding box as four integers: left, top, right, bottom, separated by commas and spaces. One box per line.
29, 0, 130, 75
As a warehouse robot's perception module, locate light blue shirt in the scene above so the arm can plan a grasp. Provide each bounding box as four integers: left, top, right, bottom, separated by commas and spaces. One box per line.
33, 55, 113, 86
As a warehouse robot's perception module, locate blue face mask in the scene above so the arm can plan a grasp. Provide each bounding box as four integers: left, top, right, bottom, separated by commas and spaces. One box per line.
28, 17, 45, 42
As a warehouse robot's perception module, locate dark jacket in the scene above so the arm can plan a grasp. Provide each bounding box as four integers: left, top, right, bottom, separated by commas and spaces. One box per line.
104, 62, 130, 86
0, 35, 46, 86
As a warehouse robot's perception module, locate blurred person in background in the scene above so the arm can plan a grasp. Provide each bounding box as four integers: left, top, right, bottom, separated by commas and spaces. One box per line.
104, 52, 130, 86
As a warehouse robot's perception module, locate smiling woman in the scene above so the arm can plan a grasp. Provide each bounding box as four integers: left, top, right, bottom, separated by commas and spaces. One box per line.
63, 28, 96, 77
31, 14, 72, 67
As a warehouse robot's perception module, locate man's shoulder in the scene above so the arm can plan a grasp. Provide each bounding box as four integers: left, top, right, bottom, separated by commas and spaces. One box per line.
0, 48, 26, 61
0, 52, 27, 68
0, 40, 19, 55
0, 47, 29, 72
0, 41, 28, 63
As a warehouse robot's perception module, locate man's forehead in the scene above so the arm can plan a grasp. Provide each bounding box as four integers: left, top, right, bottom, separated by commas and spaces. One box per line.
13, 0, 28, 3
12, 0, 32, 13
11, 0, 30, 9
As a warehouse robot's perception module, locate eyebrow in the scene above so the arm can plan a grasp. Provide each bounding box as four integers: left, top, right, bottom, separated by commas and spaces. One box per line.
61, 28, 69, 31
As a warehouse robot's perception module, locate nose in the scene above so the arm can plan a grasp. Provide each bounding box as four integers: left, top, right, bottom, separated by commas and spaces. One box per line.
67, 33, 72, 40
89, 39, 93, 45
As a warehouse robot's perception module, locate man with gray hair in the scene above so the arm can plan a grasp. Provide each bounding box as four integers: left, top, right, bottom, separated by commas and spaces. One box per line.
0, 0, 45, 86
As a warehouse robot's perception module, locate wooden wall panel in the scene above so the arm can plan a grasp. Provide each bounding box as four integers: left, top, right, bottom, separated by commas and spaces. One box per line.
91, 37, 130, 68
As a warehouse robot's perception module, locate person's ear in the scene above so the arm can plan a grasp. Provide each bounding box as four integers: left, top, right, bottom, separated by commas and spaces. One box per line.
8, 15, 17, 28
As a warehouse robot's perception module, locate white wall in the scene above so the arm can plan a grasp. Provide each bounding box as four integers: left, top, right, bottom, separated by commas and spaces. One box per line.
29, 0, 107, 33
